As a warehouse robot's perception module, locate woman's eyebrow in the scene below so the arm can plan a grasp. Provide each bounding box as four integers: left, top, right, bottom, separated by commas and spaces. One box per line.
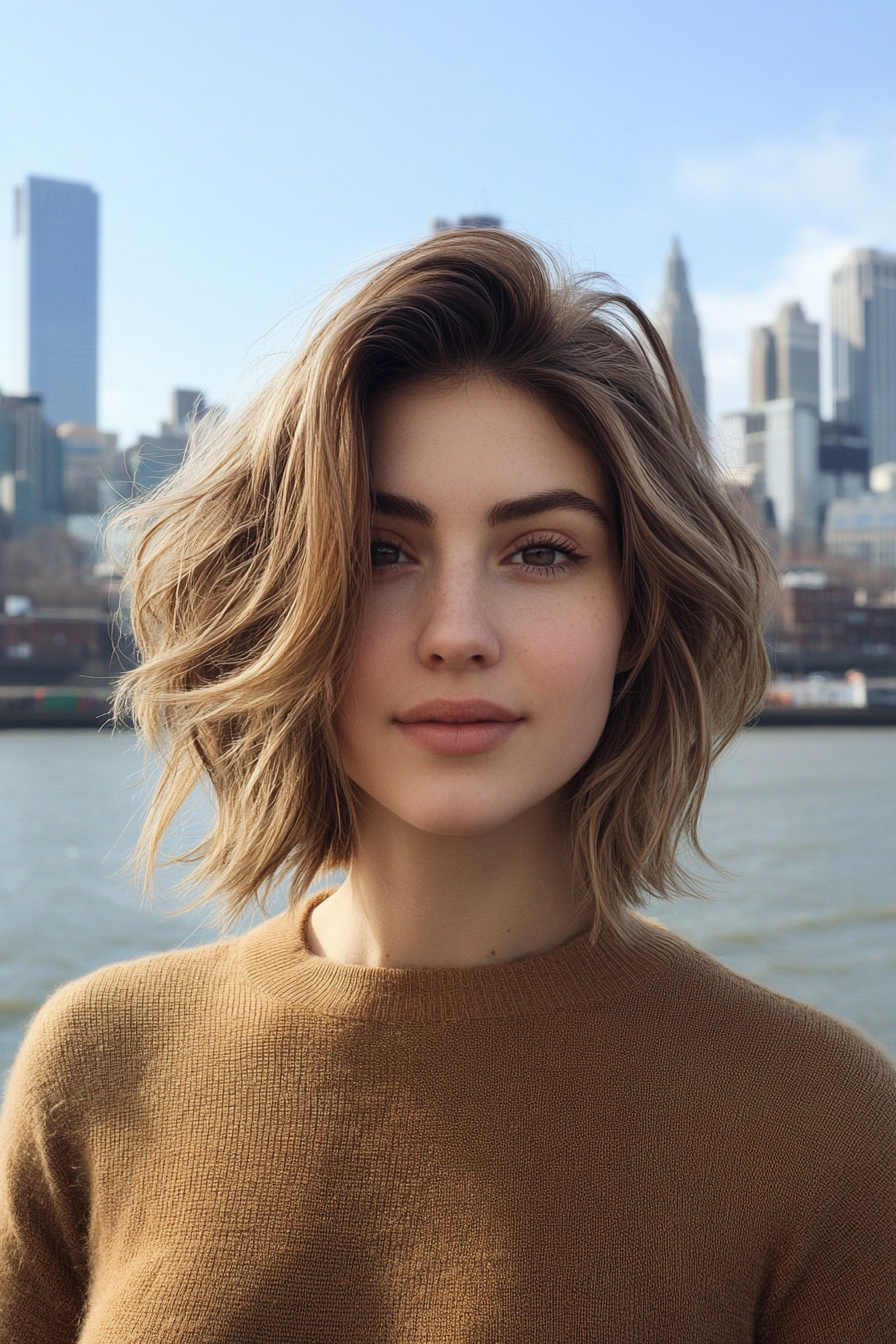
372, 492, 435, 526
487, 489, 611, 528
372, 488, 611, 529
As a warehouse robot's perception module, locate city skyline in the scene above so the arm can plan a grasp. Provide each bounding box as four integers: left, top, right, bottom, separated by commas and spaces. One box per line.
719, 242, 896, 548
3, 170, 895, 551
3, 176, 890, 456
1, 0, 894, 447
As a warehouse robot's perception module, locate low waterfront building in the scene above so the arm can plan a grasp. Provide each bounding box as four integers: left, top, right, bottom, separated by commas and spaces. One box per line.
775, 569, 896, 654
0, 597, 111, 679
766, 670, 867, 708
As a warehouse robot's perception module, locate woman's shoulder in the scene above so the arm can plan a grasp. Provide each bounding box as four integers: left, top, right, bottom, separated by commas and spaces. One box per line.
630, 914, 896, 1136
31, 930, 239, 1037
8, 915, 294, 1109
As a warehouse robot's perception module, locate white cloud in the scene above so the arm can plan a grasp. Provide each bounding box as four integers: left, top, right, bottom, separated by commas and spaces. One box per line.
676, 128, 895, 224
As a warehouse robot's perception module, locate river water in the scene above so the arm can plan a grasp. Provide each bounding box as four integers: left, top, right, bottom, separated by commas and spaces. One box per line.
1, 727, 894, 1081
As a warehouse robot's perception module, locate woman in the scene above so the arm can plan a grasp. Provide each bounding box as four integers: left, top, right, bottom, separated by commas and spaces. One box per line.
2, 229, 894, 1342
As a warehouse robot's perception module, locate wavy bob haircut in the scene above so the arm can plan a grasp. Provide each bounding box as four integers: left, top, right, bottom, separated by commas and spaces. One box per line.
116, 229, 773, 933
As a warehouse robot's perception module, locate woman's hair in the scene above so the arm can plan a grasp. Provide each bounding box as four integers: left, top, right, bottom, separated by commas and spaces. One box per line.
115, 228, 773, 932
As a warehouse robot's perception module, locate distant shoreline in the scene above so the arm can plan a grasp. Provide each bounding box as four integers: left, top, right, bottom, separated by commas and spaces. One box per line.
751, 704, 896, 727
0, 685, 119, 730
2, 684, 896, 730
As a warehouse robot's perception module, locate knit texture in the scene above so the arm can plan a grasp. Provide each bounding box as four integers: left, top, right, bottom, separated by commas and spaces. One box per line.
1, 891, 894, 1343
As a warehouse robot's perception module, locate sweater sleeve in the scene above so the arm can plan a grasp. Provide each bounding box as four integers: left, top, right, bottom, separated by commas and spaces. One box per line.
758, 1046, 896, 1343
0, 993, 92, 1344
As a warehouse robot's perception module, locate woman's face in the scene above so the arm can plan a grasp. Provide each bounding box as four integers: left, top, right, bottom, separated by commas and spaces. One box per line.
336, 376, 627, 837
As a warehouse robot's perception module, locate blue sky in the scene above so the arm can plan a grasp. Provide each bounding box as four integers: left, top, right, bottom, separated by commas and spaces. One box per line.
1, 0, 895, 448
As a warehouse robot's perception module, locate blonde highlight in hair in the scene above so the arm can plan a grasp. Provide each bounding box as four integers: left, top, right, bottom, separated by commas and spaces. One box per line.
115, 230, 773, 930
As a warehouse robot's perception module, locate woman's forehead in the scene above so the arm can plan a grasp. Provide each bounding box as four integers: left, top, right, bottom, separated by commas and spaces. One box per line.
368, 376, 607, 505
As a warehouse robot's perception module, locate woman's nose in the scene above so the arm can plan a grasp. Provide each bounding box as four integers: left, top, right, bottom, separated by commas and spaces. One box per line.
414, 568, 500, 671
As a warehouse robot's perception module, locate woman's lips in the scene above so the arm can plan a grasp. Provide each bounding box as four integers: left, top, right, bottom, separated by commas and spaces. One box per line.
394, 720, 521, 756
394, 700, 523, 756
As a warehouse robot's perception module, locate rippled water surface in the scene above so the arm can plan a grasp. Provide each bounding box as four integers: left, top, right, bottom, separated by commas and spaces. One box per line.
1, 727, 894, 1080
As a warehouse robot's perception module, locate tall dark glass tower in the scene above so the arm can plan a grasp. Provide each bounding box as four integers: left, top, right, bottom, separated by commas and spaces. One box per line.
656, 239, 707, 423
15, 176, 99, 427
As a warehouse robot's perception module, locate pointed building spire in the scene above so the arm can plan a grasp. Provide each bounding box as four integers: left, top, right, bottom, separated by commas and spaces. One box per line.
656, 239, 707, 423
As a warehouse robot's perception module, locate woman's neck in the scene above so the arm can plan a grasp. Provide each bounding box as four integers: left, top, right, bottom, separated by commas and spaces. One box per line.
305, 794, 592, 969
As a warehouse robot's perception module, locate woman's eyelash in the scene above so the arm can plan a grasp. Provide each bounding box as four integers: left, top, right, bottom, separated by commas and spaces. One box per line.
509, 534, 588, 570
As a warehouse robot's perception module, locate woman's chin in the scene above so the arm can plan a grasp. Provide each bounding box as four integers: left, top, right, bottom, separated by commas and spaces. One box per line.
392, 794, 546, 840
353, 778, 568, 840
410, 815, 509, 839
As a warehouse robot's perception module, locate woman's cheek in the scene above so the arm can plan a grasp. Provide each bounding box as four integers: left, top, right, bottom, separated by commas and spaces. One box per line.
348, 606, 406, 703
535, 603, 622, 690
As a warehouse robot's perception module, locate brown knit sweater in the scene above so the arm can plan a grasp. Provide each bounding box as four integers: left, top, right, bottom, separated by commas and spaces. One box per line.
2, 892, 894, 1343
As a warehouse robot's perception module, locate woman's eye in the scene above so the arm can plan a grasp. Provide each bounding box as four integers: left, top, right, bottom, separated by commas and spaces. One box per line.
371, 541, 408, 567
506, 537, 587, 572
519, 545, 565, 568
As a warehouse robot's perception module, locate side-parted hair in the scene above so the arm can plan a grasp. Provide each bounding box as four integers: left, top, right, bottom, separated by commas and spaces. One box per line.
115, 229, 773, 933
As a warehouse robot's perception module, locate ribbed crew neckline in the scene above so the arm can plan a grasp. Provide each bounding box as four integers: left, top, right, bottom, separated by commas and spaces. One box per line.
237, 889, 682, 1022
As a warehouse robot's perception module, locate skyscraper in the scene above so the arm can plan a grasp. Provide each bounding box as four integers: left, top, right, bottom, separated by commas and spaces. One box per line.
0, 392, 63, 533
432, 214, 503, 232
749, 326, 777, 407
720, 399, 822, 543
762, 399, 822, 543
831, 248, 896, 467
749, 302, 820, 411
724, 291, 868, 545
655, 239, 707, 422
15, 176, 99, 428
775, 303, 820, 409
